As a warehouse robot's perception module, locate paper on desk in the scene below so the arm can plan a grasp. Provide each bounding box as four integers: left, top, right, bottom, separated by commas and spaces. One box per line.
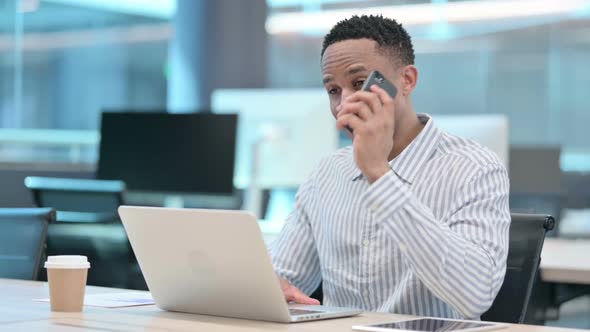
34, 292, 155, 308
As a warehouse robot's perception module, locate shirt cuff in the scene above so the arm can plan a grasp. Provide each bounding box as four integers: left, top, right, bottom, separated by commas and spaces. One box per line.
362, 169, 412, 221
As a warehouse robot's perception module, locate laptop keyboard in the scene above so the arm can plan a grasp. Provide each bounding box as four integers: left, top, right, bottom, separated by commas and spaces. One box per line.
289, 308, 325, 316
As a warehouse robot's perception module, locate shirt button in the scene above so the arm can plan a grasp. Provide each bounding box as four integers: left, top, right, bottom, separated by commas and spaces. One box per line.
399, 243, 407, 251
362, 239, 370, 247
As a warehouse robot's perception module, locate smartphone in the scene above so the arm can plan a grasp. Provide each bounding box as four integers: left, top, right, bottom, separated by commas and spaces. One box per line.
345, 70, 397, 134
361, 70, 397, 98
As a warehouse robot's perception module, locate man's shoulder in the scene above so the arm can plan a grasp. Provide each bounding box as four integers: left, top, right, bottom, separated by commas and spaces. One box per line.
436, 131, 505, 172
308, 146, 354, 178
330, 145, 354, 159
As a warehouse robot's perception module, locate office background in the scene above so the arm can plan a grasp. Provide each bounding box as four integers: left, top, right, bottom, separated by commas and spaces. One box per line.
1, 0, 589, 169
1, 0, 590, 328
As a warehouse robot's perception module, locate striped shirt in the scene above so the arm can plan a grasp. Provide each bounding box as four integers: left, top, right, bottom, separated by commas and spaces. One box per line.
269, 113, 510, 319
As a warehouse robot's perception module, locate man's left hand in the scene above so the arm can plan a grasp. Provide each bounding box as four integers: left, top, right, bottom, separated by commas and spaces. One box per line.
336, 85, 395, 184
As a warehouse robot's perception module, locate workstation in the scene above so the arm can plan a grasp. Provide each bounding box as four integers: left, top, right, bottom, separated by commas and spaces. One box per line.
1, 0, 590, 331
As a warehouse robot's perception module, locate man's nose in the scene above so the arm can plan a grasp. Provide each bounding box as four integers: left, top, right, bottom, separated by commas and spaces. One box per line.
340, 89, 354, 105
337, 89, 355, 113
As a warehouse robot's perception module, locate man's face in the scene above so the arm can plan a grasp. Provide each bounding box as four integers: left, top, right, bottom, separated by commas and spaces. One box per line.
321, 38, 403, 119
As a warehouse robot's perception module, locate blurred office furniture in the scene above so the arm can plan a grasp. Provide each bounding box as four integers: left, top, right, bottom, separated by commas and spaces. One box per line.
23, 177, 145, 289
0, 128, 99, 165
542, 239, 590, 285
510, 193, 563, 237
510, 147, 562, 194
558, 208, 590, 238
540, 239, 590, 321
212, 89, 338, 189
559, 172, 590, 238
212, 89, 338, 217
509, 147, 563, 236
562, 172, 590, 210
435, 114, 509, 167
98, 112, 238, 208
0, 168, 94, 208
44, 222, 146, 290
0, 208, 55, 280
24, 176, 124, 223
482, 213, 554, 324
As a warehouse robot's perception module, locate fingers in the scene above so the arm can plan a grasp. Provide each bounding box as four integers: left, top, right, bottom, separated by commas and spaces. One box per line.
290, 288, 321, 305
370, 85, 394, 115
283, 284, 320, 305
336, 113, 363, 132
345, 90, 382, 114
337, 101, 372, 121
336, 86, 395, 135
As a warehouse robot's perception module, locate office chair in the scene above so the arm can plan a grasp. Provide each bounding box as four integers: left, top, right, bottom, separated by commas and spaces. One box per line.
0, 208, 55, 280
24, 177, 145, 289
481, 213, 554, 324
509, 193, 562, 237
24, 176, 124, 223
44, 222, 146, 289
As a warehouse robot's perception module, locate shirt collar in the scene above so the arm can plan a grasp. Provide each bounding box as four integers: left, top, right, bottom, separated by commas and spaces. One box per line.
351, 113, 441, 184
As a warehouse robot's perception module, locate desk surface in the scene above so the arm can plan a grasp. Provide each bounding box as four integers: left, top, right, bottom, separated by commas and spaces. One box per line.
0, 279, 586, 332
541, 238, 590, 284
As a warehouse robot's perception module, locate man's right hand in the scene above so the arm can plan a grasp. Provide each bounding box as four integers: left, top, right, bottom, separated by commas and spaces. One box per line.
278, 277, 320, 305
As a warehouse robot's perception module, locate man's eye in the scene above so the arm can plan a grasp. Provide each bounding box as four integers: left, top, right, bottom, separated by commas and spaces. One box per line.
328, 88, 339, 95
353, 80, 365, 89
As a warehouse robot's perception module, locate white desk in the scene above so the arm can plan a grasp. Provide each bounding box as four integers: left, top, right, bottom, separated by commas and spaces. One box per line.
541, 239, 590, 285
1, 279, 586, 332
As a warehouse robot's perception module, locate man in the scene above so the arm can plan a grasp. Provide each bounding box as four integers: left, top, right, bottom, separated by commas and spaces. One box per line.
269, 15, 510, 319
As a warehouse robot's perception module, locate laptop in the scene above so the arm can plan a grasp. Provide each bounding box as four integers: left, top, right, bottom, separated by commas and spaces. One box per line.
118, 206, 362, 323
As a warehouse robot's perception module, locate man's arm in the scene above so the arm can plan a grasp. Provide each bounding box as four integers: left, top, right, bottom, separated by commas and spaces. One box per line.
269, 173, 322, 302
363, 163, 510, 319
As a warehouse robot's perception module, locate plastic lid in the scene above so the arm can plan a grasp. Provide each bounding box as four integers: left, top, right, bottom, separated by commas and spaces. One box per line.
44, 255, 90, 269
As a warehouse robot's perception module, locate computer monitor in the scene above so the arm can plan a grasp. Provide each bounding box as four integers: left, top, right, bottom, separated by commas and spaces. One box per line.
97, 112, 237, 194
433, 114, 509, 167
211, 89, 339, 189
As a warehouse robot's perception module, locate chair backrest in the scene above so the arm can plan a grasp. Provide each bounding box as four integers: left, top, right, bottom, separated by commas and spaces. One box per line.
0, 208, 55, 280
509, 193, 562, 237
44, 222, 136, 288
24, 177, 125, 222
481, 213, 554, 323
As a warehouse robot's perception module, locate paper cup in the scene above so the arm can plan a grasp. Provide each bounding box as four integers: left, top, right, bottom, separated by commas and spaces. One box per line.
45, 256, 90, 312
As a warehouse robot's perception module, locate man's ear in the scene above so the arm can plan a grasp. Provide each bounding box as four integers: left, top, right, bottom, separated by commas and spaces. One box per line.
401, 65, 418, 96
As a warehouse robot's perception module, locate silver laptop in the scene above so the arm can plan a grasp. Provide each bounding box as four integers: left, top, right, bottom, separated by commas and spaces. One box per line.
118, 206, 361, 323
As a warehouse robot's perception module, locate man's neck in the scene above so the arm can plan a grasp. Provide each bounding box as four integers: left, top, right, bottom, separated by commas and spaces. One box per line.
388, 110, 424, 161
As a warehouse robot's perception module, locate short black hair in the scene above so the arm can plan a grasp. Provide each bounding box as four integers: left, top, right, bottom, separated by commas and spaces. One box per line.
321, 15, 415, 66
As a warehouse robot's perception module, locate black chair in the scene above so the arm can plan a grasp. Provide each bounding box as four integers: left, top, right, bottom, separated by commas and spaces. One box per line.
24, 176, 125, 223
23, 177, 146, 289
0, 208, 56, 280
482, 213, 554, 324
44, 222, 146, 290
509, 192, 563, 237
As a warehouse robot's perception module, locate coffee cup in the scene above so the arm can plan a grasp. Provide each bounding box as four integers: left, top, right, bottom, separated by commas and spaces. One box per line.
44, 255, 90, 312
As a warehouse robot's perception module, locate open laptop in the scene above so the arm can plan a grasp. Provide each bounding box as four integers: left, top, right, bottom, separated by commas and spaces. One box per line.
118, 206, 361, 323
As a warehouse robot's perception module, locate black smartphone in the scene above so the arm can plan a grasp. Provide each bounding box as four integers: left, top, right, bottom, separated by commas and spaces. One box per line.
345, 70, 397, 134
361, 70, 397, 97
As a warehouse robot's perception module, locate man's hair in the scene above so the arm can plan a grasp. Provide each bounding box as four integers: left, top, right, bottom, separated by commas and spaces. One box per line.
321, 15, 415, 66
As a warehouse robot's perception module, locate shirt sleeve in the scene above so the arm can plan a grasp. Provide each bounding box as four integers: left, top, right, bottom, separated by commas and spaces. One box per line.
362, 163, 510, 319
269, 173, 322, 295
